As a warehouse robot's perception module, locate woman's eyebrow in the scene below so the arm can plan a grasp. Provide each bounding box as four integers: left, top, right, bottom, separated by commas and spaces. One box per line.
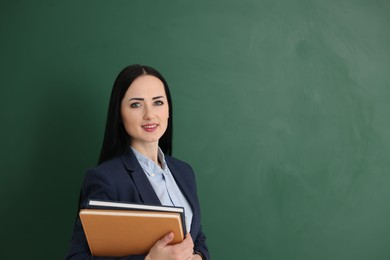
128, 96, 165, 102
152, 96, 165, 100
128, 97, 144, 101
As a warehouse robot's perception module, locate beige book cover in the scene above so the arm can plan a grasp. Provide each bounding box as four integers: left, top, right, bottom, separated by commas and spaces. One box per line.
79, 209, 185, 257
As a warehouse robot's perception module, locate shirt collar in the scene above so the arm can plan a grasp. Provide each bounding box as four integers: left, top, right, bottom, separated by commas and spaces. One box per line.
131, 147, 168, 176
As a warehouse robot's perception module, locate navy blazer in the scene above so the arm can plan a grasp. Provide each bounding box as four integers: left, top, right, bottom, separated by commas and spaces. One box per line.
65, 150, 209, 260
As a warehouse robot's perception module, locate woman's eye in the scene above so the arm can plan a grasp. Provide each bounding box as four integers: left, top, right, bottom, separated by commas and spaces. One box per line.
154, 100, 164, 106
130, 102, 141, 108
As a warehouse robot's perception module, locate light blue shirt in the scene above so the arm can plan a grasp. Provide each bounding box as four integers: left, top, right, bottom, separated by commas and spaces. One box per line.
131, 147, 193, 232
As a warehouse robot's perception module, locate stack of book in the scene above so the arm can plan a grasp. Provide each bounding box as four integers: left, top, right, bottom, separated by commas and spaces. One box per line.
80, 200, 186, 257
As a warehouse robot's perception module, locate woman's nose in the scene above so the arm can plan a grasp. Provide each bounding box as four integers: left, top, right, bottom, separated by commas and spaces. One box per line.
143, 106, 155, 120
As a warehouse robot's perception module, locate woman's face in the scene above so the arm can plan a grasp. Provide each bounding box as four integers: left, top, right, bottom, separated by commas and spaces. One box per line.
121, 75, 169, 149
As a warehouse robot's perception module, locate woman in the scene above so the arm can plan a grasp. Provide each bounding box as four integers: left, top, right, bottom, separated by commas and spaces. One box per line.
65, 65, 210, 260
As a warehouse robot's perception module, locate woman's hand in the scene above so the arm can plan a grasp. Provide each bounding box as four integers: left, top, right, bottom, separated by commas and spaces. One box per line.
145, 232, 195, 260
192, 253, 203, 260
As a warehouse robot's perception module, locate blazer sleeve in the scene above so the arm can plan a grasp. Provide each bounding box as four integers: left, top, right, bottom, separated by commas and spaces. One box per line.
64, 167, 147, 260
193, 224, 209, 260
190, 172, 210, 260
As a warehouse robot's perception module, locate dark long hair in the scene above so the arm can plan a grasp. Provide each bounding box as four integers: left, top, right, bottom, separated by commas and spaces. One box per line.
98, 64, 173, 164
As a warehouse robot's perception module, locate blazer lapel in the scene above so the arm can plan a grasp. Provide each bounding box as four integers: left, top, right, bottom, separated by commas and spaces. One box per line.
167, 159, 197, 213
120, 150, 161, 205
167, 160, 200, 235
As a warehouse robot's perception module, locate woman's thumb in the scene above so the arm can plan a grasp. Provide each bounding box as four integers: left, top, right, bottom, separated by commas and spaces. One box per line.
158, 232, 174, 246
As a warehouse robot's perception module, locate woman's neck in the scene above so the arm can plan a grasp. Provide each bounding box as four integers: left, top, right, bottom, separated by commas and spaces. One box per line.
131, 143, 159, 164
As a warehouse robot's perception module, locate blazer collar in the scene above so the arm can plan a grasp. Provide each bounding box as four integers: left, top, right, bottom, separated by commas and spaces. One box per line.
120, 149, 161, 205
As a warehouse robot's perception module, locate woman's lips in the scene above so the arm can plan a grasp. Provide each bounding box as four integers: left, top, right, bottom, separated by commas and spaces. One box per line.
142, 124, 158, 132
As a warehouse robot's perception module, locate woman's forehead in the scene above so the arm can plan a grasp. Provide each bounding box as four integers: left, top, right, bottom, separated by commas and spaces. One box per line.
125, 75, 166, 97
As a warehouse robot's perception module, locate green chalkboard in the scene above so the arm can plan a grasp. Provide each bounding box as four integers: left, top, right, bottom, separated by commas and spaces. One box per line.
1, 0, 390, 259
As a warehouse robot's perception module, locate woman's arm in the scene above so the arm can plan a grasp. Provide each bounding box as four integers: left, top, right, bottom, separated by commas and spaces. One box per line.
192, 224, 209, 260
